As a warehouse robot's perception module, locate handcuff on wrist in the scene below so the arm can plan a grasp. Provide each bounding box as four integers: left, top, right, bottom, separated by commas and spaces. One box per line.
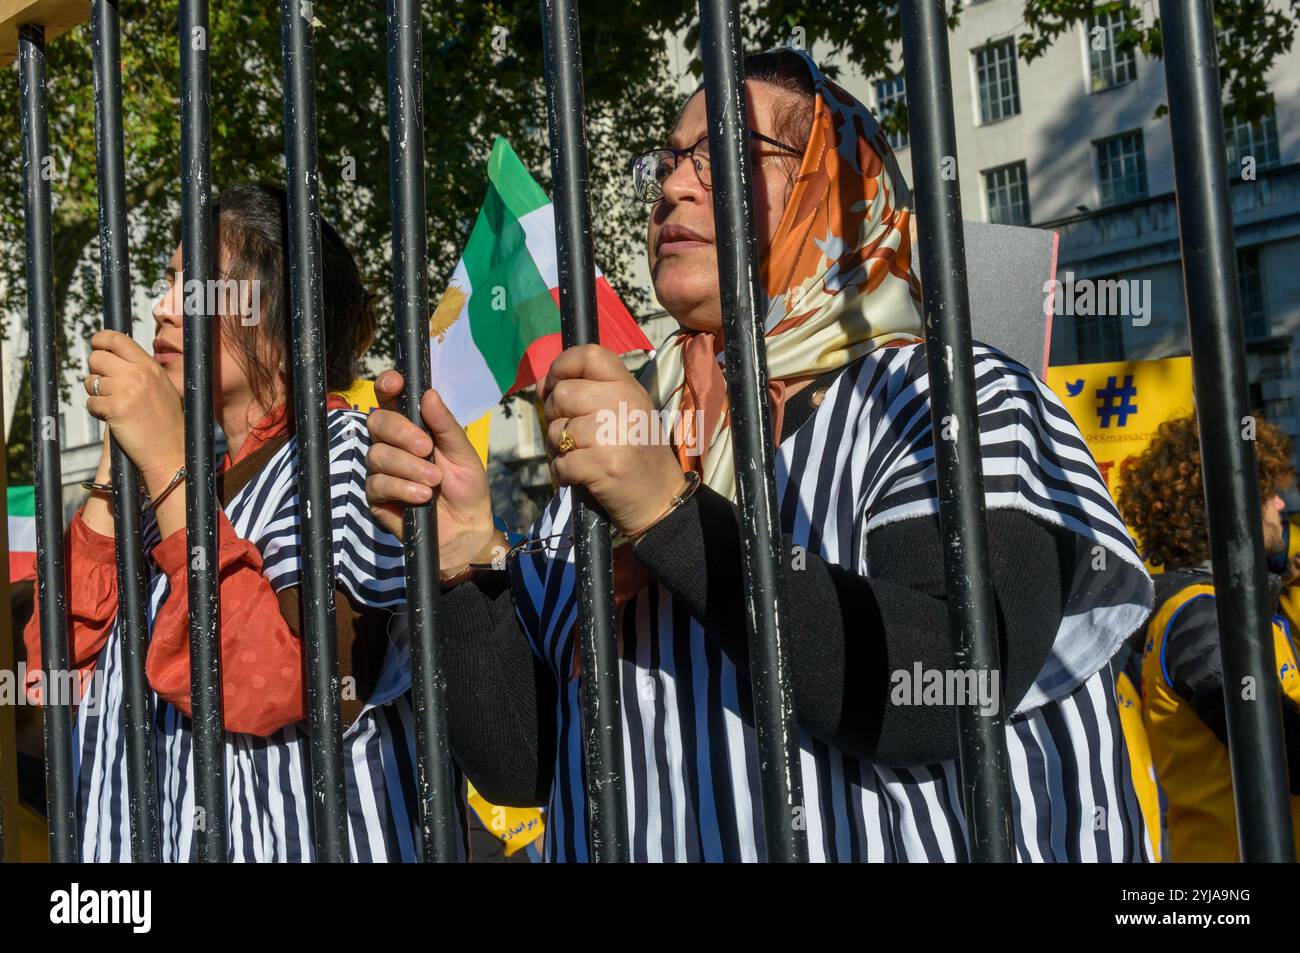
438, 520, 524, 588
440, 528, 566, 588
81, 464, 187, 513
440, 472, 704, 589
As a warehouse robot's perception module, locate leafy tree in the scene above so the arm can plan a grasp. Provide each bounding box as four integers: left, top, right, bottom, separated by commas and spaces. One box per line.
0, 1, 684, 379
735, 0, 1297, 139
0, 0, 1292, 458
6, 368, 30, 485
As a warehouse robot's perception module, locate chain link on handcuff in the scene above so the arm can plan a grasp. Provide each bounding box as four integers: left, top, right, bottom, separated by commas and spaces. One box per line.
80, 465, 188, 513
460, 470, 701, 575
465, 531, 575, 572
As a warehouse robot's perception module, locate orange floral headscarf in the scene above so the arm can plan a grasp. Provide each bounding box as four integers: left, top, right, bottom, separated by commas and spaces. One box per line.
592, 49, 929, 642
638, 48, 924, 501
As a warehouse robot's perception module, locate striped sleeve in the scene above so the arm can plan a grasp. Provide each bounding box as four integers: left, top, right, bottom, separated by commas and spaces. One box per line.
256, 410, 408, 609
509, 487, 579, 677
855, 343, 1153, 713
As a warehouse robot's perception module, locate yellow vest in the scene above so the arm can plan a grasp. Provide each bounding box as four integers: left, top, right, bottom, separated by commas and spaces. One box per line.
1140, 582, 1300, 861
1114, 665, 1164, 862
1277, 515, 1300, 642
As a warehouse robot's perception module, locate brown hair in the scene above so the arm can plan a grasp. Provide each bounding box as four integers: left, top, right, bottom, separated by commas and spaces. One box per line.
740, 49, 817, 157
1115, 413, 1295, 569
178, 183, 377, 411
679, 48, 817, 179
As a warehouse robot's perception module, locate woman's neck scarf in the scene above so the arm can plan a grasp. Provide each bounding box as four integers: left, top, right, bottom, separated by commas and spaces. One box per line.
638, 48, 925, 502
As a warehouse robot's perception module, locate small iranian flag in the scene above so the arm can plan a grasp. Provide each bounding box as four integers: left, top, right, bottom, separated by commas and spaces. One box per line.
429, 136, 652, 423
8, 486, 36, 583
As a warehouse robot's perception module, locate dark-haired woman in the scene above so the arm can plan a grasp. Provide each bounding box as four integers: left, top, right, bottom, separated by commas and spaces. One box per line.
25, 183, 440, 861
367, 49, 1154, 862
1117, 414, 1300, 861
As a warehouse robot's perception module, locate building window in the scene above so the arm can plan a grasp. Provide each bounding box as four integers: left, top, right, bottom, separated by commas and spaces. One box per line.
1225, 109, 1281, 176
1095, 130, 1148, 206
1238, 247, 1269, 340
1074, 312, 1125, 363
984, 161, 1031, 225
875, 75, 908, 151
1088, 4, 1137, 91
974, 38, 1021, 124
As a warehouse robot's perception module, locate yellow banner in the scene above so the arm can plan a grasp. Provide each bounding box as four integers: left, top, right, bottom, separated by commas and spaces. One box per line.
336, 379, 491, 469
467, 782, 546, 857
1045, 357, 1195, 498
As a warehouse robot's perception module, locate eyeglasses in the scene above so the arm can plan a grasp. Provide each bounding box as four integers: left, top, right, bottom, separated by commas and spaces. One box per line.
629, 130, 802, 204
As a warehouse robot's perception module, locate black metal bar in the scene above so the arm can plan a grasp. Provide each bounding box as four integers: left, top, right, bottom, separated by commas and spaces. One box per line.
0, 405, 14, 863
19, 21, 78, 865
1159, 0, 1295, 862
384, 0, 459, 863
180, 0, 227, 862
279, 0, 349, 863
696, 0, 807, 863
540, 0, 628, 864
899, 0, 1014, 862
0, 371, 12, 863
90, 0, 159, 863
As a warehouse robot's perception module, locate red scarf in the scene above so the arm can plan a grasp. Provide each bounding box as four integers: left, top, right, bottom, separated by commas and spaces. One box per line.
224, 394, 352, 470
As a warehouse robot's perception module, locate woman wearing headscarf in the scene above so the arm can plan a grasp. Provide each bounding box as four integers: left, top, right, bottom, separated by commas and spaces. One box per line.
366, 49, 1153, 861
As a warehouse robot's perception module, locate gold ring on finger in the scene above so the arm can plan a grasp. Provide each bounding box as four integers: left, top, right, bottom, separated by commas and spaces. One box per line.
557, 427, 577, 454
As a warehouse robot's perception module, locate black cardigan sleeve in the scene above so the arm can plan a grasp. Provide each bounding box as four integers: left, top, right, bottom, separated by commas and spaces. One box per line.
417, 572, 557, 808
631, 484, 1075, 766
421, 483, 1076, 801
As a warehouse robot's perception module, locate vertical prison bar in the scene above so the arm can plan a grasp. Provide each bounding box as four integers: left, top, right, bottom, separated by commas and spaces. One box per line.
540, 0, 629, 863
19, 21, 78, 864
0, 394, 13, 862
899, 0, 1014, 861
91, 0, 159, 862
0, 362, 12, 862
696, 0, 807, 863
385, 0, 460, 863
180, 0, 228, 862
1159, 0, 1295, 861
279, 0, 349, 863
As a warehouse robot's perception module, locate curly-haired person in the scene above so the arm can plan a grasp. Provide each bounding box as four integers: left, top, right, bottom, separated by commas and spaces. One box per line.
1116, 413, 1300, 861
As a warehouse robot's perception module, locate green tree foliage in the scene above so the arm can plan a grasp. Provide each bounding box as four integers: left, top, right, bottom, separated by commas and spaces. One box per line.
0, 0, 685, 379
732, 1, 1296, 151
0, 0, 1292, 405
1005, 0, 1296, 122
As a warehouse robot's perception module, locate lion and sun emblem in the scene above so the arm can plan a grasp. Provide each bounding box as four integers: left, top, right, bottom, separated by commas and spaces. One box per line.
429, 284, 467, 343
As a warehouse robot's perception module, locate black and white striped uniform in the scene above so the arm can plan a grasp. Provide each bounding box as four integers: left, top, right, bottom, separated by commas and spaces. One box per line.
512, 342, 1155, 862
72, 409, 454, 861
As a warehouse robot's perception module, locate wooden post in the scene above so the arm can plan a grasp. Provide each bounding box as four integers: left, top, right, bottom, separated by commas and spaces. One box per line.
0, 0, 90, 863
0, 0, 88, 66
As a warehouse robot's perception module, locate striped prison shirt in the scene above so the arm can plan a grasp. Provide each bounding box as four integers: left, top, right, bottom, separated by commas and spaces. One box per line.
511, 342, 1156, 861
71, 409, 462, 861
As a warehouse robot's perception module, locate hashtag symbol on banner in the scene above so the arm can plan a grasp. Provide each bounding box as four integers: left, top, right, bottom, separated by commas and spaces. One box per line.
1095, 375, 1138, 428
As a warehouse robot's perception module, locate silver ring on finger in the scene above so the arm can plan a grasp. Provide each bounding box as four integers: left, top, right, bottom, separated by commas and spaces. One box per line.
91, 375, 102, 397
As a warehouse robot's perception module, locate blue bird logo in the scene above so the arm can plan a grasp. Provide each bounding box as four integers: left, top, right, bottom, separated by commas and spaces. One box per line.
1066, 379, 1085, 397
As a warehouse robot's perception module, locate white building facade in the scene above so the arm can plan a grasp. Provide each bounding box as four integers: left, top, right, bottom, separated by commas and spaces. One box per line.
863, 0, 1300, 436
